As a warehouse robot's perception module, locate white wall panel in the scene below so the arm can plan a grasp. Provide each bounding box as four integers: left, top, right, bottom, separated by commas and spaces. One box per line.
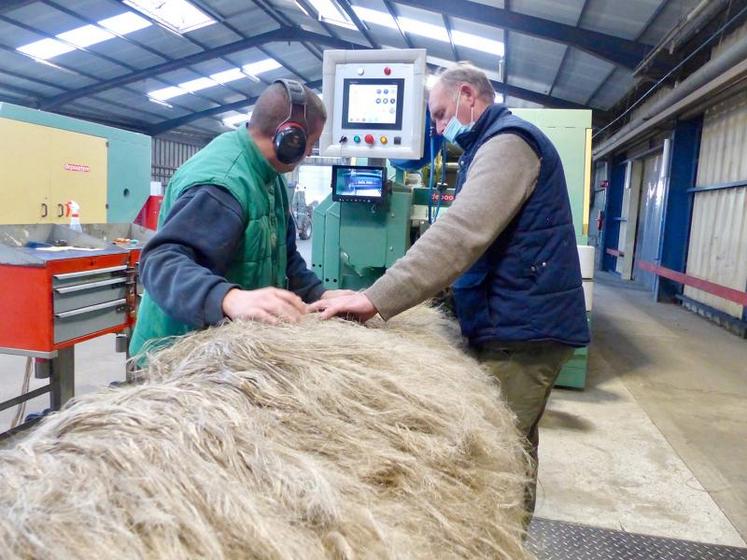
685, 90, 747, 318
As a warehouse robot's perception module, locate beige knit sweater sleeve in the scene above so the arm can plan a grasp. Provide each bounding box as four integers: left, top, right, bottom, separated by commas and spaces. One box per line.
364, 134, 541, 320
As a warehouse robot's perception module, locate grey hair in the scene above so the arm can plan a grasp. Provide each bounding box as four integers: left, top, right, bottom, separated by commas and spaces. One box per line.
436, 62, 495, 104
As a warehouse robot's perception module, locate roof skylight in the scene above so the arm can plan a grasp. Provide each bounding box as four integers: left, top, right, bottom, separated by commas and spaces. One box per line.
223, 112, 253, 127
146, 59, 282, 101
123, 0, 216, 34
148, 86, 186, 102
307, 0, 356, 30
17, 38, 74, 60
348, 7, 504, 57
351, 6, 397, 29
210, 68, 246, 84
242, 58, 282, 77
16, 12, 151, 61
98, 12, 151, 35
452, 30, 505, 56
57, 25, 114, 48
179, 77, 217, 93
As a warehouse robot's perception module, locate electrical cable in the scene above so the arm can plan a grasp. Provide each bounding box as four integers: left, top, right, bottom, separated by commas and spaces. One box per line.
593, 2, 747, 140
10, 358, 33, 429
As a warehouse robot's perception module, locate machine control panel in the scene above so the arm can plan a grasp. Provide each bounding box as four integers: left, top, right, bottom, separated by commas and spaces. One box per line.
320, 49, 426, 159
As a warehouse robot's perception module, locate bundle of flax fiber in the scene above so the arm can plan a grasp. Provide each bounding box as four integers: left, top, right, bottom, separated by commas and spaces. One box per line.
0, 305, 532, 559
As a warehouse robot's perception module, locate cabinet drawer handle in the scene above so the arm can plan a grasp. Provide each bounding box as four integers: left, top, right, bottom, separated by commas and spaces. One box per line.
54, 298, 126, 319
53, 266, 127, 281
41, 203, 48, 218
54, 277, 126, 294
57, 203, 64, 218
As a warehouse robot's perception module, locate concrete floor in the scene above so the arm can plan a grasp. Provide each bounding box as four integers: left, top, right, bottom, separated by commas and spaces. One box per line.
537, 273, 747, 547
1, 244, 745, 550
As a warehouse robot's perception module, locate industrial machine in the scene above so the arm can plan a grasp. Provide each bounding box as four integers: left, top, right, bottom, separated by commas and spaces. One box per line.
312, 49, 594, 388
0, 105, 152, 435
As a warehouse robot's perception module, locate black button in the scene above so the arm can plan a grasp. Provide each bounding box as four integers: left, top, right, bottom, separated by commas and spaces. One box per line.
393, 136, 402, 145
340, 135, 348, 143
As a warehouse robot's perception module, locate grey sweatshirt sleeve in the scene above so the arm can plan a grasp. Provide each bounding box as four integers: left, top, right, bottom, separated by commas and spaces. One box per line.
139, 185, 244, 328
365, 133, 541, 320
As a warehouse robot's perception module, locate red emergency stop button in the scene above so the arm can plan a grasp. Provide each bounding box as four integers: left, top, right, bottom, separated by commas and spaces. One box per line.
384, 66, 392, 75
364, 134, 375, 145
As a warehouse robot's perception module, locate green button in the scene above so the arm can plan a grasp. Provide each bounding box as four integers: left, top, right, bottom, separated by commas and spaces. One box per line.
353, 135, 361, 143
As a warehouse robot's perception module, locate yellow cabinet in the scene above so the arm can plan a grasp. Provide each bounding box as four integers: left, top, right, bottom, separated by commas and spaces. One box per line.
0, 117, 107, 225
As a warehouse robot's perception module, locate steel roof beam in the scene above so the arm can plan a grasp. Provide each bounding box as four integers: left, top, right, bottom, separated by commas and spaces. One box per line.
442, 14, 460, 62
39, 27, 298, 110
383, 0, 414, 48
0, 1, 36, 14
394, 0, 651, 69
149, 78, 324, 135
338, 0, 380, 49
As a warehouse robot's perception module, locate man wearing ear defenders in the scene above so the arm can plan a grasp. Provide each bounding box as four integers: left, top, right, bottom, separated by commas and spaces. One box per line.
311, 63, 589, 524
130, 80, 350, 356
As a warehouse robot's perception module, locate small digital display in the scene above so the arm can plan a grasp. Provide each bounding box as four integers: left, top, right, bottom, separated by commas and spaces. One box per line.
331, 165, 387, 203
342, 78, 404, 130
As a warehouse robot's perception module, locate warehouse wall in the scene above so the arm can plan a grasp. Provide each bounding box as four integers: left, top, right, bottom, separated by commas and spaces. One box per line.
151, 137, 205, 187
685, 89, 747, 319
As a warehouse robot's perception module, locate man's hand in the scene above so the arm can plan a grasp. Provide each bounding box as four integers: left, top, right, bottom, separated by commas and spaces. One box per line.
222, 287, 307, 325
319, 289, 357, 300
308, 293, 378, 322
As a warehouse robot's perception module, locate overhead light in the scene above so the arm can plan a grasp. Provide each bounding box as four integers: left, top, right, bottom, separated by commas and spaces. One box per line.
398, 17, 450, 42
427, 55, 502, 82
98, 12, 151, 35
148, 86, 186, 101
210, 68, 246, 84
349, 7, 504, 57
57, 24, 114, 48
452, 30, 505, 56
294, 1, 310, 17
223, 112, 253, 127
180, 77, 217, 93
149, 98, 173, 108
243, 58, 282, 76
352, 6, 397, 29
123, 0, 215, 34
146, 58, 282, 102
307, 0, 356, 30
17, 13, 150, 62
17, 38, 74, 60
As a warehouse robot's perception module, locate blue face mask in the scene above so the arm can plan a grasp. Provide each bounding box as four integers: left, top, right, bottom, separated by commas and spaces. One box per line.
442, 89, 474, 145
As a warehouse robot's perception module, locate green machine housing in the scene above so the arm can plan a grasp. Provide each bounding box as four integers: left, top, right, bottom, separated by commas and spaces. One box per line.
313, 109, 593, 388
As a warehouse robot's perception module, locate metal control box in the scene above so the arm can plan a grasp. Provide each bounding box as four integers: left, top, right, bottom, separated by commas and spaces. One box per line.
320, 49, 426, 159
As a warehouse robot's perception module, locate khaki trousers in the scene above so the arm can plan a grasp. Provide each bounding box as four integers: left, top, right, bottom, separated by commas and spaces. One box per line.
475, 341, 574, 523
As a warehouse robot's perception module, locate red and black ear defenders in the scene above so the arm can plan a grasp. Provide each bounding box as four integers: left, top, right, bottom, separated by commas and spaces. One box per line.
273, 79, 308, 165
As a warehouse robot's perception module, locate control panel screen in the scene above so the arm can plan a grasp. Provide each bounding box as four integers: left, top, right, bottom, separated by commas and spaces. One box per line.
331, 165, 387, 203
342, 78, 405, 130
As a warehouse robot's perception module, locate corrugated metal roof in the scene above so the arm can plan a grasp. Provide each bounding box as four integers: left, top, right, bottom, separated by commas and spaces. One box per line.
552, 49, 616, 105
0, 0, 724, 140
506, 33, 565, 93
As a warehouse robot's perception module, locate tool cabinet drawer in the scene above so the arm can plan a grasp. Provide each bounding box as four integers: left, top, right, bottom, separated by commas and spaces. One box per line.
53, 298, 127, 344
53, 277, 127, 313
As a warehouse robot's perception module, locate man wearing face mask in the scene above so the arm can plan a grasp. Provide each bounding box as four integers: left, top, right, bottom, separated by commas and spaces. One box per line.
311, 63, 589, 523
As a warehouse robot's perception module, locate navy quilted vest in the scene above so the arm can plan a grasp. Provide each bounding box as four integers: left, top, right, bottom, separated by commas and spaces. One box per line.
451, 104, 589, 347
